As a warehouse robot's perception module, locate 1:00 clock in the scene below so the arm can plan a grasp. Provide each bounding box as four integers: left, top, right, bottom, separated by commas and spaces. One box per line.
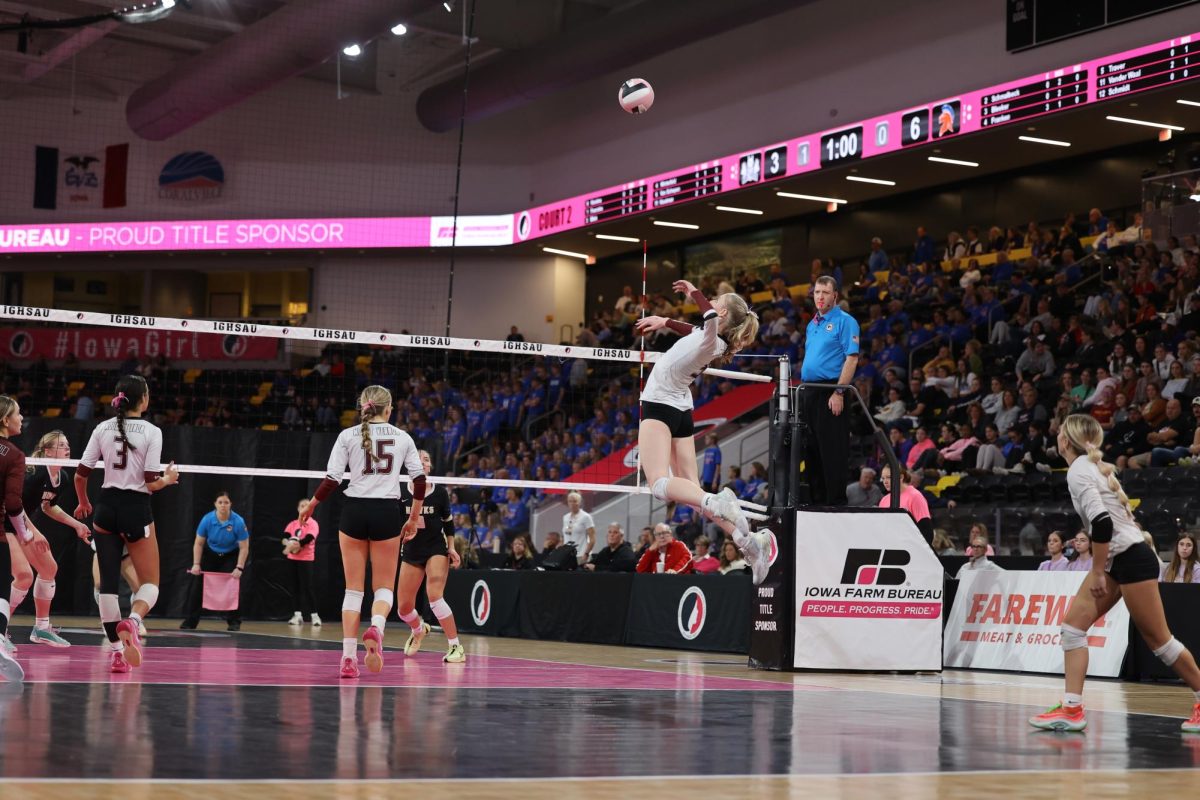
819, 125, 864, 167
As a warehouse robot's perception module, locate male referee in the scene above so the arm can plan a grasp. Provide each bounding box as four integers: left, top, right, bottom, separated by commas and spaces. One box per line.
800, 276, 860, 506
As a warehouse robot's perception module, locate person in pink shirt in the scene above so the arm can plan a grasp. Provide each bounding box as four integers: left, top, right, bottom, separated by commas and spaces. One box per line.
905, 427, 937, 471
283, 498, 321, 627
1037, 530, 1072, 572
691, 535, 720, 574
879, 465, 933, 543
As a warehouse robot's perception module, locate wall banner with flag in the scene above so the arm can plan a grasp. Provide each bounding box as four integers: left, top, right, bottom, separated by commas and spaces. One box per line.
34, 144, 129, 210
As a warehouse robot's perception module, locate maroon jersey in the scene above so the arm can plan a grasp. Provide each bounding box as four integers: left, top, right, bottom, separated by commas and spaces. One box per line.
0, 437, 27, 518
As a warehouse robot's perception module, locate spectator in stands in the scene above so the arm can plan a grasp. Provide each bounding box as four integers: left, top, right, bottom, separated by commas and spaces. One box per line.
584, 523, 636, 572
636, 523, 693, 574
1016, 336, 1055, 386
72, 390, 95, 421
956, 528, 1003, 578
700, 433, 722, 493
614, 286, 637, 315
913, 226, 935, 265
878, 465, 932, 543
1068, 531, 1093, 572
506, 326, 525, 343
718, 540, 748, 575
452, 534, 480, 570
541, 530, 562, 555
560, 491, 595, 567
1130, 397, 1190, 468
182, 491, 251, 631
633, 526, 653, 559
1037, 531, 1071, 572
1147, 396, 1200, 467
1163, 360, 1189, 400
846, 467, 882, 507
1161, 533, 1199, 583
691, 536, 720, 574
502, 533, 537, 570
868, 237, 888, 273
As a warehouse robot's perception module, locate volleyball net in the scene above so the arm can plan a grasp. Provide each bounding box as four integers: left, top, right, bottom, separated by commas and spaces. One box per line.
3, 304, 778, 563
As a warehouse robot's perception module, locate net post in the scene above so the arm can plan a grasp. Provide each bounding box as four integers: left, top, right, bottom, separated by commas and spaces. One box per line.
767, 356, 790, 510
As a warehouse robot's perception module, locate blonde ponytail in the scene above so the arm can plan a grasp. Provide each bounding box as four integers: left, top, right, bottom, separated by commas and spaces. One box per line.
714, 293, 760, 366
356, 385, 393, 466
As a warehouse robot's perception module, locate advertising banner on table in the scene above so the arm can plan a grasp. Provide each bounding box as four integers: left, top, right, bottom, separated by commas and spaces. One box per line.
943, 571, 1129, 677
2, 326, 278, 362
793, 510, 943, 671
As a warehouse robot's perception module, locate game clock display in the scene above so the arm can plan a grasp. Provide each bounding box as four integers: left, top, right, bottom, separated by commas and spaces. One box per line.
819, 126, 863, 167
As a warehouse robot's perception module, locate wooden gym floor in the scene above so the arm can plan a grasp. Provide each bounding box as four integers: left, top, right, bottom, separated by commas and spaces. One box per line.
0, 616, 1196, 799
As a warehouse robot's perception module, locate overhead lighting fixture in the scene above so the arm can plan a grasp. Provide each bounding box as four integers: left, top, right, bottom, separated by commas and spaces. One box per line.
777, 191, 847, 204
390, 23, 408, 36
342, 43, 363, 57
715, 205, 763, 215
542, 247, 590, 260
1105, 115, 1184, 131
1019, 135, 1071, 147
595, 234, 641, 243
846, 175, 896, 186
1190, 194, 1200, 202
927, 156, 979, 167
443, 1, 454, 11
653, 221, 700, 230
116, 0, 176, 24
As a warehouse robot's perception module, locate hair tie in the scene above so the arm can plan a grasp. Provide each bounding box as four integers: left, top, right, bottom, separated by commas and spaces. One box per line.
111, 392, 126, 408
362, 401, 375, 413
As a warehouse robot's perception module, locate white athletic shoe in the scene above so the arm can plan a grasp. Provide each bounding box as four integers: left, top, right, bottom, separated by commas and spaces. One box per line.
310, 614, 322, 627
739, 530, 772, 586
288, 612, 303, 626
0, 639, 23, 683
706, 488, 750, 533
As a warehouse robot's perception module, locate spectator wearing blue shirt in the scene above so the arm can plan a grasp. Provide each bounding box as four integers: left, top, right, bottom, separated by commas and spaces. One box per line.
442, 407, 466, 468
1087, 207, 1108, 236
906, 319, 934, 353
700, 433, 722, 493
867, 237, 889, 274
500, 488, 529, 539
800, 276, 860, 505
724, 465, 747, 498
182, 492, 250, 631
913, 226, 935, 265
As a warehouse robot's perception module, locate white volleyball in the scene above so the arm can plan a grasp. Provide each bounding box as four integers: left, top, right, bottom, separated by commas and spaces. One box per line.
618, 78, 654, 114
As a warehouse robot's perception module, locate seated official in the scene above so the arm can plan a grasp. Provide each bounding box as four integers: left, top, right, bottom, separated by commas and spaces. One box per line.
955, 531, 1004, 579
636, 523, 694, 574
584, 523, 636, 572
502, 533, 537, 570
845, 467, 882, 507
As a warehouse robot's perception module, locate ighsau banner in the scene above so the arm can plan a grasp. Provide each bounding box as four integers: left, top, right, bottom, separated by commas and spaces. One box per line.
2, 327, 277, 362
943, 571, 1130, 677
793, 509, 944, 671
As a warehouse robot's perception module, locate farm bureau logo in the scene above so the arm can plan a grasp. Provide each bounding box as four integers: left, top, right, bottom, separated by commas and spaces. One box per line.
470, 580, 491, 626
159, 152, 225, 201
840, 548, 910, 585
677, 586, 707, 640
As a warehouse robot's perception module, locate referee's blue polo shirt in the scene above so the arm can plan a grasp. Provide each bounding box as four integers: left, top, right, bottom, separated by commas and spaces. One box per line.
801, 305, 861, 382
197, 511, 250, 555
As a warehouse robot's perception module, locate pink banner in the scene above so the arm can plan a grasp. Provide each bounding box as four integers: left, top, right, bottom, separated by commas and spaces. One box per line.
799, 600, 942, 620
2, 327, 278, 362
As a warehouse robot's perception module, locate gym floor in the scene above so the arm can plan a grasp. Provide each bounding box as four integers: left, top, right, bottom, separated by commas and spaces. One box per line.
0, 617, 1196, 799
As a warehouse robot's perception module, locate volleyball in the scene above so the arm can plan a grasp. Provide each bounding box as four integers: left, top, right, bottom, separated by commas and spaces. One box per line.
618, 78, 654, 114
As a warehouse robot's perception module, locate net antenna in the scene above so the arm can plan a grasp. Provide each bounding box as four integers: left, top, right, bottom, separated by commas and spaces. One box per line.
636, 238, 647, 490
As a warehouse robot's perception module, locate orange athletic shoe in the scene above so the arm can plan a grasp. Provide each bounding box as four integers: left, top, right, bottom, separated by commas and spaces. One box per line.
1183, 703, 1200, 734
1029, 703, 1086, 732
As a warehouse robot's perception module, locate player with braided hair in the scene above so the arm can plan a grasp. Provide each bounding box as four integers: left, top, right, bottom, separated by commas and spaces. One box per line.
1030, 413, 1200, 733
300, 385, 424, 678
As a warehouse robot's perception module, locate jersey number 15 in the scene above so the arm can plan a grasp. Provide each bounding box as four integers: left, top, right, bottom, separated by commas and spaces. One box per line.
362, 439, 395, 475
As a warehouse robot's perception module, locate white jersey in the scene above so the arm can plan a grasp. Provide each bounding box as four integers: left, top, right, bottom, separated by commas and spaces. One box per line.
642, 313, 725, 411
80, 417, 164, 493
1067, 457, 1143, 561
561, 509, 595, 552
325, 423, 422, 500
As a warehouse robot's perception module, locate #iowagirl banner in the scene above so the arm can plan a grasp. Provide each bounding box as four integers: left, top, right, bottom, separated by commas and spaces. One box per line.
943, 570, 1130, 678
2, 327, 278, 363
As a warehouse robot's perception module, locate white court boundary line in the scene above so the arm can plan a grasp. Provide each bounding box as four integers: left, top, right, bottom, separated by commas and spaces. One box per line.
0, 303, 771, 382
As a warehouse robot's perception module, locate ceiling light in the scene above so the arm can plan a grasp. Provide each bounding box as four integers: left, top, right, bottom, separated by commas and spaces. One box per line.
1178, 99, 1200, 108
342, 43, 362, 57
927, 156, 979, 167
777, 191, 847, 204
390, 23, 408, 36
845, 175, 896, 186
116, 0, 176, 24
1105, 115, 1184, 131
1018, 135, 1071, 147
715, 205, 763, 215
543, 247, 589, 260
653, 221, 700, 229
595, 234, 641, 242
443, 1, 454, 11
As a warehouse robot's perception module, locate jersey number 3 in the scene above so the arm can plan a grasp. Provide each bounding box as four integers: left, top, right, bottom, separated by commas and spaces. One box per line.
112, 436, 128, 470
362, 439, 395, 475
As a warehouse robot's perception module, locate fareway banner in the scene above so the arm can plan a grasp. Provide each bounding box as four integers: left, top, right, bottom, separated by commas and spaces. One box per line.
943, 571, 1130, 677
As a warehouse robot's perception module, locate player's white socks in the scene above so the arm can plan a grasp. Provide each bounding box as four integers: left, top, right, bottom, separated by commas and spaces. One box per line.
448, 637, 460, 647
370, 614, 386, 632
1063, 693, 1083, 708
342, 637, 357, 659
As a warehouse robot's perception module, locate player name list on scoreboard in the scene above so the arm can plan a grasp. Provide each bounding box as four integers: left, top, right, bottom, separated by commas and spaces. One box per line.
584, 185, 648, 224
1097, 41, 1195, 99
651, 166, 722, 207
979, 69, 1088, 127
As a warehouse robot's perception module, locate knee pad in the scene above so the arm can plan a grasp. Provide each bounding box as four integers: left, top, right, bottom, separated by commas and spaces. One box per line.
1061, 623, 1088, 652
342, 589, 365, 613
33, 577, 55, 601
651, 477, 670, 501
1153, 637, 1186, 667
133, 583, 159, 612
373, 588, 394, 610
429, 597, 453, 620
98, 593, 121, 623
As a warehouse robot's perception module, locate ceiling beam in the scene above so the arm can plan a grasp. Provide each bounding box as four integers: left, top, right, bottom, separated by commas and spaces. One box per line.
20, 18, 117, 82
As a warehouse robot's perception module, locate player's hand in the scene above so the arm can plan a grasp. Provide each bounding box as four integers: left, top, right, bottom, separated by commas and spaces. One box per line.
163, 462, 181, 485
74, 523, 91, 542
1088, 571, 1108, 600
31, 535, 49, 554
74, 501, 92, 520
672, 280, 697, 296
297, 502, 315, 525
635, 315, 667, 335
448, 547, 462, 569
402, 518, 419, 542
828, 392, 845, 416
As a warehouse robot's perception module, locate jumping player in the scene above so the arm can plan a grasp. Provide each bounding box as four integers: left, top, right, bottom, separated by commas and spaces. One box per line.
395, 450, 464, 663
0, 396, 28, 681
14, 431, 91, 647
633, 279, 770, 582
299, 385, 424, 678
74, 376, 180, 674
1029, 414, 1200, 733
